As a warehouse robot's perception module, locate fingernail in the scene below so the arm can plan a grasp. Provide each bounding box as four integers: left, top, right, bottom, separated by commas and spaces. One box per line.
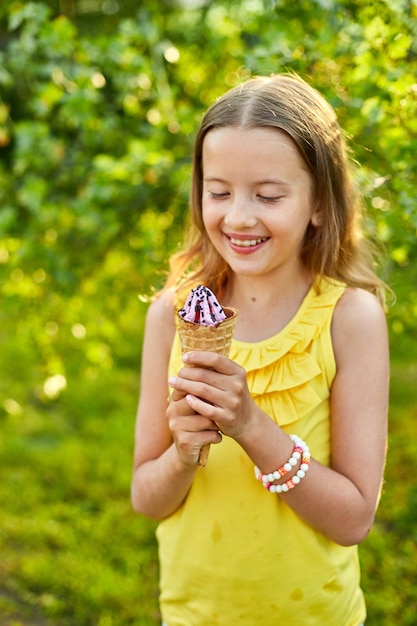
168, 377, 177, 386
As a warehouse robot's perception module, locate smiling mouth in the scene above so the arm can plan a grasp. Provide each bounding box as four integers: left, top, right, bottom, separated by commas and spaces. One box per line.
229, 236, 269, 248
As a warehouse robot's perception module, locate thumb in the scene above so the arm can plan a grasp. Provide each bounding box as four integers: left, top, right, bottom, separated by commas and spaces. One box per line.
170, 387, 187, 402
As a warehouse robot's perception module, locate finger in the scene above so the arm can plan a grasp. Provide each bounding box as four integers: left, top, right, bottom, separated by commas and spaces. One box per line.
169, 373, 214, 397
169, 368, 242, 408
168, 376, 195, 396
173, 414, 220, 433
185, 393, 220, 421
174, 364, 239, 397
175, 429, 223, 465
171, 375, 225, 409
182, 350, 236, 373
168, 392, 196, 420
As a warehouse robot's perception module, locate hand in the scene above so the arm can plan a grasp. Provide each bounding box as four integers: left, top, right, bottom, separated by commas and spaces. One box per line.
167, 385, 222, 467
168, 351, 256, 442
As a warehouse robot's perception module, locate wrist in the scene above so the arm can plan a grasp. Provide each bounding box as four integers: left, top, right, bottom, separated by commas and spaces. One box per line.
234, 407, 281, 456
235, 410, 295, 473
169, 442, 201, 475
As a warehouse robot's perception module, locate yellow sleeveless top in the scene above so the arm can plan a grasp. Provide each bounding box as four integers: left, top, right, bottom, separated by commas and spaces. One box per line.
157, 277, 366, 626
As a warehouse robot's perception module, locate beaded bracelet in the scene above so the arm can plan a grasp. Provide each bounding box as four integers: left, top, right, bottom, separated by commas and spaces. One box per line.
254, 434, 304, 485
254, 435, 311, 494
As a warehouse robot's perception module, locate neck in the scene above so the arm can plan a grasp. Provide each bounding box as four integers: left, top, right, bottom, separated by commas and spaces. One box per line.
224, 267, 314, 310
222, 268, 315, 342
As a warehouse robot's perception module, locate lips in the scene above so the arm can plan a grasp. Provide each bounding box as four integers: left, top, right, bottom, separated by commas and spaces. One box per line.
229, 237, 267, 247
226, 234, 269, 253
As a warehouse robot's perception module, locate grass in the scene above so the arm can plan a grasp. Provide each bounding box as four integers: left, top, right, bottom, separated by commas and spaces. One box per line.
0, 366, 160, 626
1, 352, 416, 624
360, 360, 417, 625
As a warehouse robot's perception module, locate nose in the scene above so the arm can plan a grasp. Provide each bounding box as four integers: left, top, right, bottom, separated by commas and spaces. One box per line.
223, 196, 257, 230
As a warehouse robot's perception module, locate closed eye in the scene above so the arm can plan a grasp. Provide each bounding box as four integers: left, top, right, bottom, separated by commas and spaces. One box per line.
258, 195, 284, 204
209, 192, 229, 199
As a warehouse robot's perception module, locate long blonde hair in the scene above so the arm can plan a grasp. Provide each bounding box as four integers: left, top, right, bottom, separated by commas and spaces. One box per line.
164, 73, 387, 303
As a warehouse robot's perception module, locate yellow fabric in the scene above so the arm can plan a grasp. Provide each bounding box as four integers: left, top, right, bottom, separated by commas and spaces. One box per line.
157, 277, 366, 626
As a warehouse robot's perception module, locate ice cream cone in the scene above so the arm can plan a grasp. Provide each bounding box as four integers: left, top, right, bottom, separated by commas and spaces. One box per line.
177, 306, 238, 466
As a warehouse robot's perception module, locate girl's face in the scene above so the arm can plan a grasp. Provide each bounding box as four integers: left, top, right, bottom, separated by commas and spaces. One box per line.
201, 126, 320, 281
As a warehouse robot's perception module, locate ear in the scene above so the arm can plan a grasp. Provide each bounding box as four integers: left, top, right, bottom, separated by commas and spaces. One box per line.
311, 210, 322, 227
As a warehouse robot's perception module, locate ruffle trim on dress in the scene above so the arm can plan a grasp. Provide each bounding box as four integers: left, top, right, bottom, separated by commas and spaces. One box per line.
229, 277, 346, 426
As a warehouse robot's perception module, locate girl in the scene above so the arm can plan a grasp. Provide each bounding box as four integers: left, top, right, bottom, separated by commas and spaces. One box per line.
131, 73, 389, 626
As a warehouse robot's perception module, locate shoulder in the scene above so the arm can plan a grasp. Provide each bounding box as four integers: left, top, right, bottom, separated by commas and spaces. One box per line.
144, 289, 177, 351
334, 286, 386, 328
147, 288, 176, 322
332, 287, 388, 366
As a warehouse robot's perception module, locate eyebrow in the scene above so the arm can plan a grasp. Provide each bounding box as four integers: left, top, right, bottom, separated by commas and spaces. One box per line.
203, 177, 290, 186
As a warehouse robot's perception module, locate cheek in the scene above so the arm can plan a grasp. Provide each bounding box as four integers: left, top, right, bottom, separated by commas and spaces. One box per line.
202, 203, 219, 233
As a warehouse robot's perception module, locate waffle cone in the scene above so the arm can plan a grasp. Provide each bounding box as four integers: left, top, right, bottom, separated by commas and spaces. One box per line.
177, 307, 238, 356
177, 306, 238, 466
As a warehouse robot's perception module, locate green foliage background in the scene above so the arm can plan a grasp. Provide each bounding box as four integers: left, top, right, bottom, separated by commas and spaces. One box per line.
0, 1, 416, 624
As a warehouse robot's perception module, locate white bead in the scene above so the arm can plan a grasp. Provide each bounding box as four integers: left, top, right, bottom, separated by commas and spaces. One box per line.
293, 451, 301, 460
273, 471, 280, 480
284, 463, 292, 472
289, 457, 298, 467
282, 483, 289, 492
292, 475, 301, 484
296, 469, 305, 479
300, 463, 309, 472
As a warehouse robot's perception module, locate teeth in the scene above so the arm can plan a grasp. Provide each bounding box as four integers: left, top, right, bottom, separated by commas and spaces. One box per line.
230, 237, 266, 247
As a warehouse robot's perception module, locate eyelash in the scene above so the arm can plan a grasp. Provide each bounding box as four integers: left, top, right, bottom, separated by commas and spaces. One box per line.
209, 192, 228, 199
259, 195, 283, 204
208, 192, 283, 203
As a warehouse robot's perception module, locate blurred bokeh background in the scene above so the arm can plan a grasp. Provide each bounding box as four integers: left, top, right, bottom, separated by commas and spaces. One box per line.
0, 1, 416, 624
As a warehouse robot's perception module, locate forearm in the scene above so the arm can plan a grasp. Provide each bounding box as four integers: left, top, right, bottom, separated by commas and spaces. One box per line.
237, 414, 382, 546
131, 443, 197, 520
277, 461, 378, 546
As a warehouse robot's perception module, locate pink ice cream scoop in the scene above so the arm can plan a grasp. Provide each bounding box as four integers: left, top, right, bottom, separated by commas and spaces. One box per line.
178, 285, 227, 327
